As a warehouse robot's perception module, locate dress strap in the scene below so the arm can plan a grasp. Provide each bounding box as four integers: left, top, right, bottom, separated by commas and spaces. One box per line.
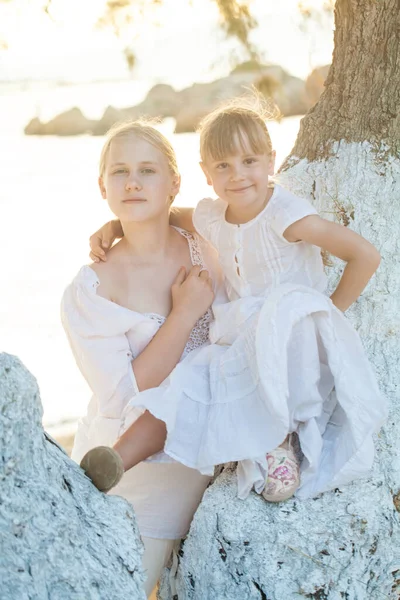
175, 228, 205, 268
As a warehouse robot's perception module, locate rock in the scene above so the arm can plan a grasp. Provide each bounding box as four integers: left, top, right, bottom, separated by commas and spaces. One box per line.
92, 105, 132, 136
274, 75, 309, 116
0, 353, 146, 600
159, 462, 398, 599
24, 117, 43, 135
23, 65, 312, 136
305, 65, 331, 107
174, 76, 247, 133
140, 84, 182, 117
90, 84, 182, 136
174, 67, 308, 133
24, 107, 94, 136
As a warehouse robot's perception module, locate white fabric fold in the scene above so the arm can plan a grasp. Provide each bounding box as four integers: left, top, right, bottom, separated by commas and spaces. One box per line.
129, 284, 387, 499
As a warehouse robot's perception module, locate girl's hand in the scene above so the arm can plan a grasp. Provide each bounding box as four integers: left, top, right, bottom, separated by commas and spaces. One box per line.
89, 220, 123, 263
171, 265, 214, 326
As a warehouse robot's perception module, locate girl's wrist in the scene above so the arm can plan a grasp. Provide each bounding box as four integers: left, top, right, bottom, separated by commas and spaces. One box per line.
169, 307, 197, 331
329, 293, 347, 312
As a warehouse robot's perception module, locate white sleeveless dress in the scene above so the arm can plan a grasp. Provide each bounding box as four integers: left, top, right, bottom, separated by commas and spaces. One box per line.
131, 185, 387, 500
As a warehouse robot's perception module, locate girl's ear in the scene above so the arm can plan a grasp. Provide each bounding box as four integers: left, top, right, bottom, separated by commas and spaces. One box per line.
98, 177, 107, 199
171, 173, 181, 197
268, 151, 276, 176
200, 162, 213, 186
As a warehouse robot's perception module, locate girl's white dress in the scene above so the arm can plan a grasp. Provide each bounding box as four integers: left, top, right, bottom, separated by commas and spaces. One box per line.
61, 229, 227, 540
132, 185, 387, 500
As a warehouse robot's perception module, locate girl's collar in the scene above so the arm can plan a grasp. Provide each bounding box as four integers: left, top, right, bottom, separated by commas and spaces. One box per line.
221, 184, 280, 229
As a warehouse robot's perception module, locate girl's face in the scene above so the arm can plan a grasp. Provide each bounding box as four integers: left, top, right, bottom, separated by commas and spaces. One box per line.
99, 135, 180, 223
201, 133, 275, 211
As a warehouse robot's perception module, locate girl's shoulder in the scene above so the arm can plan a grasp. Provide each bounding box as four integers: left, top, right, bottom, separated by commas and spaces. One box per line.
194, 196, 226, 220
61, 265, 107, 322
72, 240, 128, 293
193, 197, 226, 240
67, 264, 100, 293
61, 264, 146, 337
268, 184, 316, 214
267, 184, 318, 238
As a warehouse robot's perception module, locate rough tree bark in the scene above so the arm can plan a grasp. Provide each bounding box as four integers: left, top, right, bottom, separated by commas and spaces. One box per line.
158, 1, 400, 598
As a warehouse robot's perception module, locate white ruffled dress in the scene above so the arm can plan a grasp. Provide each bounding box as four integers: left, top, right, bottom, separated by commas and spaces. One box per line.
131, 185, 387, 500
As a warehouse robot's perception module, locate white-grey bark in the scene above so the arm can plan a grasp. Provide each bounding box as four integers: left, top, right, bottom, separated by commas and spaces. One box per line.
159, 465, 396, 599
0, 353, 146, 600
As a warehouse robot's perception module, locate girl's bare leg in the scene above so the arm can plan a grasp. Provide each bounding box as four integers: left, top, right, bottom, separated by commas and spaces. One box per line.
79, 411, 166, 492
114, 410, 167, 471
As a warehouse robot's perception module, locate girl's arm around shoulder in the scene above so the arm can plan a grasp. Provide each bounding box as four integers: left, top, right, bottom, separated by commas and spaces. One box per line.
89, 219, 124, 263
284, 215, 381, 311
169, 207, 195, 232
89, 210, 197, 262
197, 236, 229, 305
170, 198, 221, 239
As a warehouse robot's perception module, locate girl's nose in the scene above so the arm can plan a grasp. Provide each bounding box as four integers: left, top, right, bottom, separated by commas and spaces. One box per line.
126, 177, 142, 191
230, 169, 245, 182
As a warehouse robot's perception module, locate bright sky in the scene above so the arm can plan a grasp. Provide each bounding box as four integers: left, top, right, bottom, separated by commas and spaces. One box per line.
0, 0, 334, 85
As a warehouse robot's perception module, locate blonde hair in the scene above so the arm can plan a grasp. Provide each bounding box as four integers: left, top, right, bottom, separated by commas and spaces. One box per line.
198, 95, 278, 163
99, 119, 179, 179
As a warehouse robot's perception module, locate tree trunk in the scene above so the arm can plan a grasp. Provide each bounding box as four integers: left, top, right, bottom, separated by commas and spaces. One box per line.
158, 1, 400, 598
282, 0, 400, 164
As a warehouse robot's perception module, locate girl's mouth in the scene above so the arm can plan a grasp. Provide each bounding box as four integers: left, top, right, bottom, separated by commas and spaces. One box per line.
227, 185, 254, 193
123, 198, 147, 203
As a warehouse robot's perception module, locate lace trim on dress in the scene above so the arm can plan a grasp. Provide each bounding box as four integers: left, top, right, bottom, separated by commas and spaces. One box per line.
145, 230, 213, 358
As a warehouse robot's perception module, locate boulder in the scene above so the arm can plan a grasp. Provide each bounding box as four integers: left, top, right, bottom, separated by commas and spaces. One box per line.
92, 105, 132, 136
0, 353, 146, 600
139, 83, 182, 117
24, 117, 43, 136
305, 65, 331, 107
92, 84, 183, 135
174, 67, 308, 133
24, 65, 312, 136
24, 107, 94, 136
174, 76, 248, 133
159, 459, 398, 599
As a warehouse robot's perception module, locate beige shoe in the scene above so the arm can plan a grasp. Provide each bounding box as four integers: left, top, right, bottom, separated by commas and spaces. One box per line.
262, 436, 301, 503
80, 446, 124, 493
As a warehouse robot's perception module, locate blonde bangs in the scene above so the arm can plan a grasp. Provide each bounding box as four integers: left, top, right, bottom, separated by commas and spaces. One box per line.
199, 100, 274, 163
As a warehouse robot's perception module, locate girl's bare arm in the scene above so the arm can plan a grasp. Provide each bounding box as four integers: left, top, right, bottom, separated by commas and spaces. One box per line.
169, 207, 195, 232
284, 215, 381, 312
89, 209, 195, 262
130, 266, 214, 391
89, 220, 123, 262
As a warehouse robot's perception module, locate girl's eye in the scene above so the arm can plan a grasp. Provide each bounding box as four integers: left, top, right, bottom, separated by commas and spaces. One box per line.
244, 158, 257, 165
141, 168, 155, 174
216, 163, 228, 170
113, 168, 128, 175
